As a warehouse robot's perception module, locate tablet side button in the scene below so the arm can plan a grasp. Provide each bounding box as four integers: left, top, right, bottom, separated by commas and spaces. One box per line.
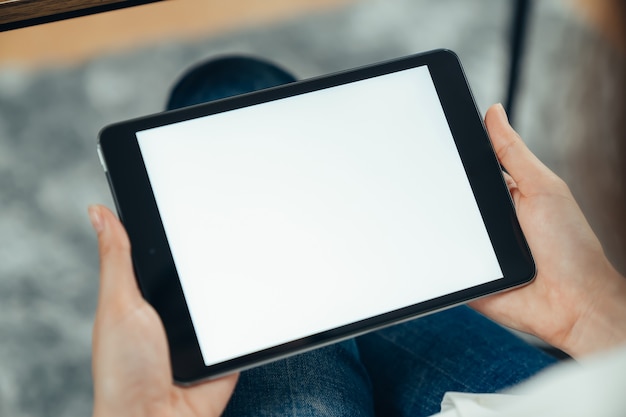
97, 144, 108, 173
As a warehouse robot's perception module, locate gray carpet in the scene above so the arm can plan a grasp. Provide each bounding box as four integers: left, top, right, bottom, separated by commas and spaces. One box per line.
0, 0, 623, 416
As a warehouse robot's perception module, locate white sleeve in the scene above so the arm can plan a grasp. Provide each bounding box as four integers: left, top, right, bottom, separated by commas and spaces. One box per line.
428, 344, 626, 417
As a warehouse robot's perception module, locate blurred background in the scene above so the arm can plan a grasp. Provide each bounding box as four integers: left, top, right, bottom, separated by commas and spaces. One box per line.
0, 0, 624, 415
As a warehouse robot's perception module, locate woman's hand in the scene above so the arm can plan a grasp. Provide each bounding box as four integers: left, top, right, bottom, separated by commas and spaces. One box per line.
89, 205, 238, 417
470, 104, 626, 358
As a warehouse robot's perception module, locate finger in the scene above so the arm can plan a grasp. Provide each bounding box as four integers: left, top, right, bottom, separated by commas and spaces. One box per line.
502, 171, 517, 192
485, 104, 552, 191
502, 171, 523, 205
186, 373, 239, 416
88, 205, 144, 314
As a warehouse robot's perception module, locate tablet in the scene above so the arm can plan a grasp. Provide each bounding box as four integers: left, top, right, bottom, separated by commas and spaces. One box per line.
98, 49, 534, 384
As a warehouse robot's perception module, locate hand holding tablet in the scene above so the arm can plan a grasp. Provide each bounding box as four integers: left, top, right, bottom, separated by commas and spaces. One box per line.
97, 50, 535, 383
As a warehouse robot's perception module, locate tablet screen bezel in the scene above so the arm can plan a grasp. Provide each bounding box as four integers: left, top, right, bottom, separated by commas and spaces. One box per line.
98, 49, 534, 384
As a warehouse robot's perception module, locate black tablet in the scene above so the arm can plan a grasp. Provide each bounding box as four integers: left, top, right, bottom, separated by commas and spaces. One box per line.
98, 49, 534, 384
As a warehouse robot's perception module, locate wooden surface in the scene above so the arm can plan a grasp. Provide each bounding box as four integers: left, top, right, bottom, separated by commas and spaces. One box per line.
573, 0, 625, 52
0, 0, 129, 25
0, 0, 353, 67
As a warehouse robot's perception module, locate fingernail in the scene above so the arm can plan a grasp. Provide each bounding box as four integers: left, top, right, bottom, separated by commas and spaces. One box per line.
88, 205, 104, 233
495, 103, 510, 124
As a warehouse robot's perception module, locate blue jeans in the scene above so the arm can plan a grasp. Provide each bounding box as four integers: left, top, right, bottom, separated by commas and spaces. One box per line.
166, 56, 557, 417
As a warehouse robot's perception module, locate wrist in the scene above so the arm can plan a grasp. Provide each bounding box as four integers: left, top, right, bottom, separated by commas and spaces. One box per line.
560, 265, 626, 358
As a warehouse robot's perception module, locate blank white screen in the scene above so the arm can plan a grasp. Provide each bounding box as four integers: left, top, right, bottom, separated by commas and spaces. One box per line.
137, 66, 502, 367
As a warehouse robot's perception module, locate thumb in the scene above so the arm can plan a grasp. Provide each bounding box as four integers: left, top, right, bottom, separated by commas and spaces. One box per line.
88, 205, 144, 315
485, 104, 555, 192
